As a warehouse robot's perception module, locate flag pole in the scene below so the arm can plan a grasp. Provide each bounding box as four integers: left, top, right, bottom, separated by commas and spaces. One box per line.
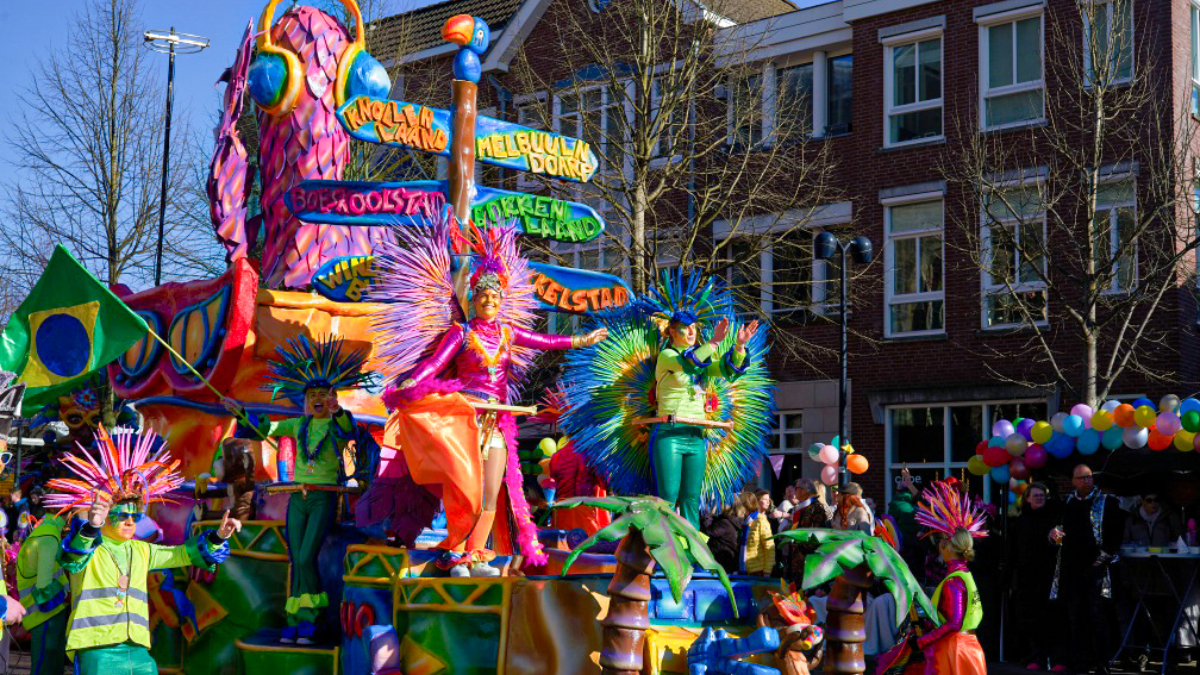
140, 326, 280, 454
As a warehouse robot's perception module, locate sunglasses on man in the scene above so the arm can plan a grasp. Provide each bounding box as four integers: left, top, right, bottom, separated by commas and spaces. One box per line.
108, 511, 145, 524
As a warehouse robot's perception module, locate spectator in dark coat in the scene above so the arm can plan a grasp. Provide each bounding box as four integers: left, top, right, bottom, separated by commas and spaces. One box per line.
703, 501, 745, 575
1124, 493, 1183, 547
1010, 482, 1065, 670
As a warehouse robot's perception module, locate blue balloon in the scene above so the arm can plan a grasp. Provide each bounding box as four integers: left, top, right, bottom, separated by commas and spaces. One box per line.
1133, 397, 1155, 410
1102, 427, 1124, 450
1182, 398, 1200, 415
989, 435, 1006, 448
1046, 432, 1077, 459
990, 463, 1010, 483
1077, 429, 1101, 455
1063, 414, 1085, 437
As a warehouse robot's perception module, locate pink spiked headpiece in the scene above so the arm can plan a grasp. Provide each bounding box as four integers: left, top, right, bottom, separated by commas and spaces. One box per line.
915, 481, 988, 539
44, 426, 183, 512
452, 220, 511, 294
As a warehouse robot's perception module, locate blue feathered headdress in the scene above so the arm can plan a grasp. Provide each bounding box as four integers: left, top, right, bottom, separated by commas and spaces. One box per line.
639, 269, 725, 337
264, 335, 375, 404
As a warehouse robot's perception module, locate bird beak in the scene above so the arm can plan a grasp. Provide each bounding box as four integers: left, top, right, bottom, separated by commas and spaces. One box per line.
442, 15, 474, 47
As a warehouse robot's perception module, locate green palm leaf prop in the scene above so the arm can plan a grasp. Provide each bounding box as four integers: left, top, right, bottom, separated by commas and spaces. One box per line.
551, 495, 739, 618
776, 528, 935, 625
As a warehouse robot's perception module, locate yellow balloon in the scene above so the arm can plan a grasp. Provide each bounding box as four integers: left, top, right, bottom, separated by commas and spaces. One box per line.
1031, 422, 1053, 444
1091, 410, 1113, 432
842, 443, 855, 455
538, 437, 557, 457
556, 436, 571, 450
1177, 430, 1197, 452
1135, 406, 1157, 428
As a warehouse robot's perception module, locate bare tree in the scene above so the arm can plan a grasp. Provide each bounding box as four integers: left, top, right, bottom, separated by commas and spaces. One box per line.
1, 0, 219, 294
508, 0, 841, 304
941, 1, 1200, 406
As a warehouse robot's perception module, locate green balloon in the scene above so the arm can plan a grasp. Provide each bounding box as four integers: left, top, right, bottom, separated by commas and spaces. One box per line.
807, 443, 824, 461
1183, 411, 1200, 434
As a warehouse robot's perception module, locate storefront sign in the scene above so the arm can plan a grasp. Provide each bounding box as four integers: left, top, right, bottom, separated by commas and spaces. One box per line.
311, 256, 380, 302
529, 262, 631, 314
285, 181, 447, 227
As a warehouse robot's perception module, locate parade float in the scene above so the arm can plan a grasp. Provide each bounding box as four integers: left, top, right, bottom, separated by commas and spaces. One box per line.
0, 1, 897, 673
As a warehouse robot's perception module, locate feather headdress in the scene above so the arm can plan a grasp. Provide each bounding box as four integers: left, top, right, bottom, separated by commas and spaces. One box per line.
915, 481, 988, 539
44, 427, 183, 511
639, 269, 726, 337
453, 220, 510, 294
264, 335, 374, 404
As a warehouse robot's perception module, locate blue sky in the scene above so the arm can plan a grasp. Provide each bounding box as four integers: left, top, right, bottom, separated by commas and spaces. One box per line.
0, 0, 439, 186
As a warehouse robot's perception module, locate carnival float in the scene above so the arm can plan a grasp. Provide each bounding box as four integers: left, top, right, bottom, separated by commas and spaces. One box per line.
0, 2, 944, 674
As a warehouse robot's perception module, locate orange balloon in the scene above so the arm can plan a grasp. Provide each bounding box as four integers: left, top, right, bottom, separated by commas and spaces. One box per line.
846, 454, 869, 475
1148, 429, 1173, 451
1113, 404, 1136, 428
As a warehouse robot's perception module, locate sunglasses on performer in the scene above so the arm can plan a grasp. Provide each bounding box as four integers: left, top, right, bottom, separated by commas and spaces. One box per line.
108, 512, 145, 524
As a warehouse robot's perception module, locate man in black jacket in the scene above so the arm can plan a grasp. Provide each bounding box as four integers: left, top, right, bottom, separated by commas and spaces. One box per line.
1051, 464, 1126, 674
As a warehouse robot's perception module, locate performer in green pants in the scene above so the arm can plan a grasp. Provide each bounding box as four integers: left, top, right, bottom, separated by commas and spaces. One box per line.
223, 335, 373, 644
654, 311, 757, 528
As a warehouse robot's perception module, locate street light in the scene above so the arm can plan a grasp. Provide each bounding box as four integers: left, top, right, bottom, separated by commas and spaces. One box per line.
144, 27, 209, 286
813, 231, 873, 485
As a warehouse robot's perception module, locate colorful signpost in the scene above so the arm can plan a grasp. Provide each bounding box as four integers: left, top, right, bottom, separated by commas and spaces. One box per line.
311, 256, 380, 303
336, 96, 599, 184
285, 180, 605, 244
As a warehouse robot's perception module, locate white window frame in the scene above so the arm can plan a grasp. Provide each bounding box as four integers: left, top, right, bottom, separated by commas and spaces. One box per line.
553, 82, 630, 176
882, 28, 944, 148
727, 66, 768, 148
980, 178, 1049, 330
1193, 4, 1200, 115
977, 7, 1045, 131
767, 411, 805, 454
1082, 0, 1134, 85
883, 193, 945, 337
883, 400, 1046, 505
1095, 177, 1138, 294
514, 93, 548, 191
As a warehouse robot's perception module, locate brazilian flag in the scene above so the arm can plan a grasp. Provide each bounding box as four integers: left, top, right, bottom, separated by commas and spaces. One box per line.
0, 245, 148, 406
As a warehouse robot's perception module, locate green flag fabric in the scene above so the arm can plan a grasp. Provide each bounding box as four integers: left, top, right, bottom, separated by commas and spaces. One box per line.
0, 246, 148, 406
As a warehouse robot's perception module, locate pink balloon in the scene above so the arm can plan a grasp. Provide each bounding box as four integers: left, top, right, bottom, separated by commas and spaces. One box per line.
818, 444, 839, 464
1009, 457, 1031, 480
1070, 403, 1094, 426
820, 465, 838, 485
1024, 443, 1048, 469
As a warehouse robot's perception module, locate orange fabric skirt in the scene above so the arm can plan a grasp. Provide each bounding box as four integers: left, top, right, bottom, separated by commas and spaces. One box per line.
904, 633, 986, 675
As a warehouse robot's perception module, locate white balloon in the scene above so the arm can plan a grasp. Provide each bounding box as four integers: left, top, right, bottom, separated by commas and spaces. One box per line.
1161, 395, 1181, 413
1123, 425, 1149, 449
1051, 412, 1068, 433
1100, 400, 1121, 413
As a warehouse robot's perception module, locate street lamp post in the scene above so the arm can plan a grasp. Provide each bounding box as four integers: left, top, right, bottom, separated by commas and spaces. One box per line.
144, 28, 209, 286
813, 232, 873, 485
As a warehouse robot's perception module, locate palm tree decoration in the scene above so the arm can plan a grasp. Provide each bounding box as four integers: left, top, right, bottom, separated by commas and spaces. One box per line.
552, 495, 738, 675
775, 529, 935, 675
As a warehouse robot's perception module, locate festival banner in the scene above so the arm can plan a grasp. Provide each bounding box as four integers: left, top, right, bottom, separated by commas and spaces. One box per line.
528, 262, 632, 314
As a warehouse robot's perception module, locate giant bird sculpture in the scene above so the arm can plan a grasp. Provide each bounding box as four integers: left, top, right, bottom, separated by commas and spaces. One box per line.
207, 0, 391, 289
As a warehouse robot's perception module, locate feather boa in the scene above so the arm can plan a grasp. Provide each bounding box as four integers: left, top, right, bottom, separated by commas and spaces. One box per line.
381, 377, 545, 565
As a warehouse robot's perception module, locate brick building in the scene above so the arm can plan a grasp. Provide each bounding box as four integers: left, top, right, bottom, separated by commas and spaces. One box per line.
374, 0, 1200, 505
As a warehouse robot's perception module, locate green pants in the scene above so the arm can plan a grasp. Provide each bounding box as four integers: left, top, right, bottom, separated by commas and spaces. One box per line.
652, 423, 706, 528
285, 491, 337, 624
75, 643, 156, 675
31, 611, 67, 675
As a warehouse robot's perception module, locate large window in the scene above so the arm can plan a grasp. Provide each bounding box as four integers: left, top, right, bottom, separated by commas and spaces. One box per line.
982, 183, 1048, 328
1084, 0, 1133, 84
730, 73, 764, 147
720, 232, 815, 316
886, 199, 944, 336
885, 36, 942, 145
980, 13, 1043, 129
556, 85, 626, 172
886, 401, 1046, 503
650, 78, 686, 159
827, 54, 853, 135
724, 236, 764, 315
777, 63, 814, 138
1193, 6, 1200, 115
1093, 180, 1137, 292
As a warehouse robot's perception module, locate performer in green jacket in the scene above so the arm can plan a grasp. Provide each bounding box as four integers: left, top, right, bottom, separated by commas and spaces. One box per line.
45, 427, 239, 675
16, 512, 71, 675
223, 335, 373, 644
